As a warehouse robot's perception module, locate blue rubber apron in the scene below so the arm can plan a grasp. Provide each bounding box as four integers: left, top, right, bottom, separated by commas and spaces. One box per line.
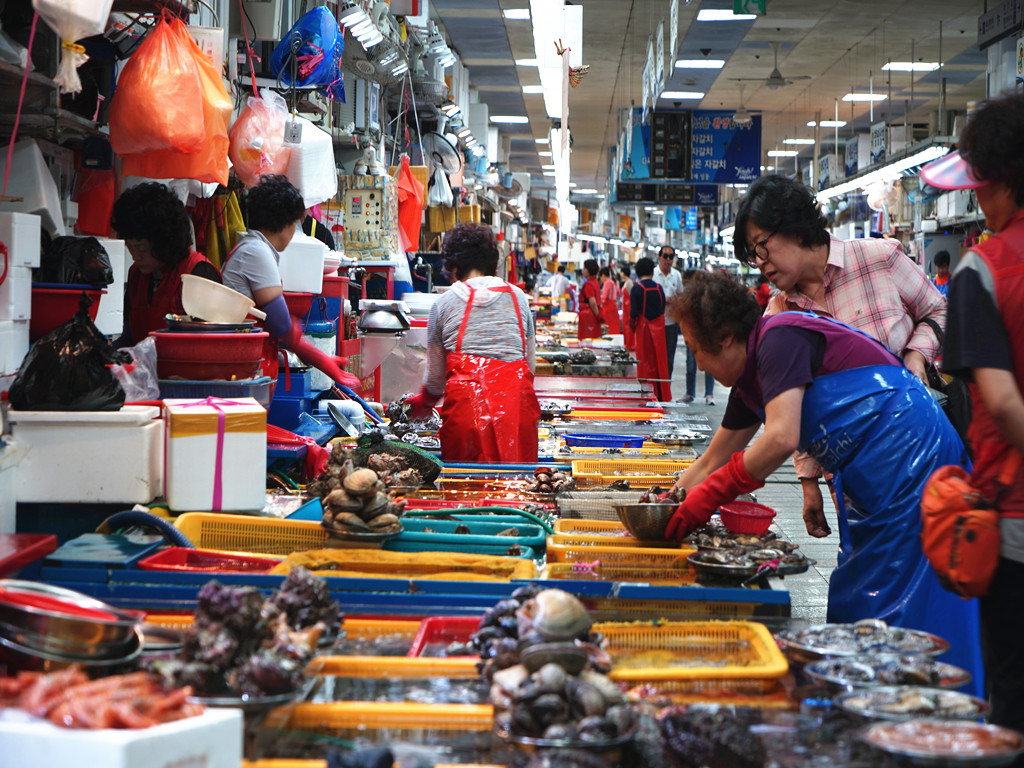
799, 364, 984, 696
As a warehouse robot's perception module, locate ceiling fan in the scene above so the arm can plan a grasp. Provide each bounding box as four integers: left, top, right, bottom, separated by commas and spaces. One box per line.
732, 83, 754, 128
731, 41, 811, 90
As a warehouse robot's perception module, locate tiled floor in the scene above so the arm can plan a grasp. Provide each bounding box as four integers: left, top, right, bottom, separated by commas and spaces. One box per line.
666, 345, 837, 625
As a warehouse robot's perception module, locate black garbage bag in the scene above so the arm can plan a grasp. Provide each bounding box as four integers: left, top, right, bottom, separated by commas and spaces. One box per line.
37, 235, 114, 286
9, 294, 129, 411
326, 747, 393, 768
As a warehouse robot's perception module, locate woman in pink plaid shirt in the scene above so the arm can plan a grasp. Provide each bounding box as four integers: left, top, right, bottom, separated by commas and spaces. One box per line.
734, 175, 947, 538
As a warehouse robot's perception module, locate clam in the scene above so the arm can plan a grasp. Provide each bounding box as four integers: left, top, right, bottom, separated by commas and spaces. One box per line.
533, 662, 569, 693
492, 664, 529, 696
343, 468, 380, 497
367, 513, 401, 530
520, 642, 588, 675
523, 589, 592, 642
566, 678, 608, 718
531, 693, 570, 729
579, 670, 626, 705
543, 722, 578, 742
576, 715, 618, 742
359, 492, 390, 520
325, 488, 363, 513
333, 512, 371, 531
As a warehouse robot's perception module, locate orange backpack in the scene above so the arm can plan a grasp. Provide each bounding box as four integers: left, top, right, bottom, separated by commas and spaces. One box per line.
921, 454, 1020, 598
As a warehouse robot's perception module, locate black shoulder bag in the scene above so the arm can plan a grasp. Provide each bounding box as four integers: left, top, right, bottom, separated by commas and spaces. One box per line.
919, 317, 973, 457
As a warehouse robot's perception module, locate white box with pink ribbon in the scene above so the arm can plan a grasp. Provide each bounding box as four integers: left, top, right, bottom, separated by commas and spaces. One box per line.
163, 397, 266, 512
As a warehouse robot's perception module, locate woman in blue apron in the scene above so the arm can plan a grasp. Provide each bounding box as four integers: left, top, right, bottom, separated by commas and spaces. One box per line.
663, 271, 983, 696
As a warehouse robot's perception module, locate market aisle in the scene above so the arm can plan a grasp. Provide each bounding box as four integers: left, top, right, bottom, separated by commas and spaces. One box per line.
666, 347, 836, 625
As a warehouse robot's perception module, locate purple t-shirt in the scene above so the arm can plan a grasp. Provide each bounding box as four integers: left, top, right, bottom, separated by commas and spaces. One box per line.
722, 313, 902, 430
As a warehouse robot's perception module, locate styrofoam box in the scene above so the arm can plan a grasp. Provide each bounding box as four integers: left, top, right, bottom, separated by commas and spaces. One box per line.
8, 405, 164, 504
0, 318, 29, 375
0, 211, 41, 267
279, 232, 326, 294
0, 264, 31, 322
93, 237, 126, 336
164, 397, 266, 512
0, 706, 242, 768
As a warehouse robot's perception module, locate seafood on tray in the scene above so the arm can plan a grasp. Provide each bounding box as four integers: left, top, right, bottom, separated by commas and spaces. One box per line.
0, 667, 203, 729
778, 620, 949, 658
806, 655, 971, 690
319, 464, 406, 537
659, 707, 767, 768
837, 685, 989, 720
862, 720, 1024, 760
684, 523, 796, 552
525, 467, 575, 495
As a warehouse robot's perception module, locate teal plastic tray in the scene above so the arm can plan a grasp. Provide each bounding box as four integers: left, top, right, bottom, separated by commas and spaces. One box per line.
383, 539, 537, 559
398, 518, 546, 549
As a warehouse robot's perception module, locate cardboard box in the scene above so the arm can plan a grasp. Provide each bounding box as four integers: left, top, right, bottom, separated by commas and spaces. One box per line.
8, 405, 164, 504
164, 397, 267, 512
0, 706, 242, 768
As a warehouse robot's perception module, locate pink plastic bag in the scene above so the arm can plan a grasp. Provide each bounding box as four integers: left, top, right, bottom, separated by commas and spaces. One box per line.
109, 16, 205, 156
228, 91, 293, 188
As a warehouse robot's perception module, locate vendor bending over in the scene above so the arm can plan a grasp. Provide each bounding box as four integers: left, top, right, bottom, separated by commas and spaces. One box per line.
665, 270, 982, 694
407, 223, 540, 462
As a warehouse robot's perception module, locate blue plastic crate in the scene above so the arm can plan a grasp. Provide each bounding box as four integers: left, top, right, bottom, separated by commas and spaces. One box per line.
267, 394, 312, 430
564, 433, 646, 448
158, 376, 274, 409
276, 368, 313, 398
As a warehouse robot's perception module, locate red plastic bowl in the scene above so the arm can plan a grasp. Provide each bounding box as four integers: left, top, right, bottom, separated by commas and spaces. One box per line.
150, 330, 268, 380
718, 501, 777, 535
283, 292, 313, 318
29, 286, 105, 341
137, 547, 280, 573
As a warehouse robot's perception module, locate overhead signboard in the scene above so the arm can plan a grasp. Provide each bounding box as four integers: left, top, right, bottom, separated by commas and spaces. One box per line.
621, 110, 652, 181
685, 207, 698, 231
689, 111, 761, 184
655, 20, 665, 96
978, 0, 1022, 49
650, 111, 691, 179
694, 185, 719, 207
614, 183, 696, 205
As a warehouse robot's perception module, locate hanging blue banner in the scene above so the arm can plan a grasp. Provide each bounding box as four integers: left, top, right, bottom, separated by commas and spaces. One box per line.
690, 111, 761, 184
621, 109, 651, 181
684, 207, 698, 231
694, 185, 719, 206
665, 206, 683, 230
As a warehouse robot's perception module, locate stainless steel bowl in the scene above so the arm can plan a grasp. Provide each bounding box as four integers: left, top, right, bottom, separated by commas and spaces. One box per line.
0, 626, 143, 673
0, 580, 143, 655
613, 503, 678, 543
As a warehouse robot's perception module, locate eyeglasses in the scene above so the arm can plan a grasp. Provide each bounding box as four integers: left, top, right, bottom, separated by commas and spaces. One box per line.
748, 230, 777, 264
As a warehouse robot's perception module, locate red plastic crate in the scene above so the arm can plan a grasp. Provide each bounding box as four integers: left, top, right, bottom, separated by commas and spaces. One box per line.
407, 616, 481, 658
136, 547, 281, 573
0, 534, 57, 578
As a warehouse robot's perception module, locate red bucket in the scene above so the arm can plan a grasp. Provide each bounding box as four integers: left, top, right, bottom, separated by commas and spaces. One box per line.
283, 292, 313, 318
718, 501, 777, 535
29, 286, 105, 341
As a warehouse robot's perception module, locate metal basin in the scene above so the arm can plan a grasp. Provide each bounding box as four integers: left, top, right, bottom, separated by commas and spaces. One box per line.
613, 503, 678, 543
0, 626, 143, 673
0, 580, 143, 655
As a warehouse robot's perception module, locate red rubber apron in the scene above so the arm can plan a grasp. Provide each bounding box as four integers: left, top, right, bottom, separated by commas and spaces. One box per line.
577, 278, 603, 340
438, 283, 541, 463
634, 282, 671, 401
622, 286, 635, 350
600, 283, 621, 334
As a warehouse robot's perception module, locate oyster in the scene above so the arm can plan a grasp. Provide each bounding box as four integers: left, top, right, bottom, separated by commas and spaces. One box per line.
343, 468, 380, 497
324, 488, 363, 513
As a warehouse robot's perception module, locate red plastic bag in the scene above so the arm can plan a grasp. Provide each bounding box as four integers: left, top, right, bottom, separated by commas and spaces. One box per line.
396, 155, 424, 251
109, 16, 205, 156
121, 21, 231, 186
228, 91, 293, 188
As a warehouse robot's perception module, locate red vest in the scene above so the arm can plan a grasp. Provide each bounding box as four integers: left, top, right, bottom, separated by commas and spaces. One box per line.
967, 210, 1024, 514
127, 250, 218, 344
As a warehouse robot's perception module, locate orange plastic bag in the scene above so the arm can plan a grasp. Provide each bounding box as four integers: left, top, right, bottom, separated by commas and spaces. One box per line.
228, 91, 293, 187
121, 21, 231, 186
109, 16, 205, 156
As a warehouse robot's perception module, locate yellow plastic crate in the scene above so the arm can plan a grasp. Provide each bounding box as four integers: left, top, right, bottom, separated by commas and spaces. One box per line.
571, 458, 693, 476
174, 513, 327, 556
541, 562, 694, 585
546, 534, 695, 569
272, 549, 538, 581
306, 655, 478, 678
567, 409, 664, 421
552, 518, 630, 536
595, 620, 788, 693
281, 702, 493, 735
589, 598, 760, 621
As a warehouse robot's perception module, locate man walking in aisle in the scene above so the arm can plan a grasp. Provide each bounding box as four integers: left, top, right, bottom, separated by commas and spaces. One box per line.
652, 245, 684, 378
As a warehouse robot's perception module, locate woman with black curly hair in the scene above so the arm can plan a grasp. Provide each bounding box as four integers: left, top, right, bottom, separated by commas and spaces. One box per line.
406, 222, 540, 462
222, 175, 358, 387
661, 270, 981, 696
110, 182, 221, 345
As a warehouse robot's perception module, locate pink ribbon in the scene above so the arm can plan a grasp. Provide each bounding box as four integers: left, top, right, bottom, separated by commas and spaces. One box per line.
572, 560, 601, 577
178, 397, 252, 511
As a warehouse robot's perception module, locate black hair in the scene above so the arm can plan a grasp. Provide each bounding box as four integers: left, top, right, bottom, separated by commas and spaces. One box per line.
960, 90, 1024, 207
667, 271, 760, 354
442, 222, 499, 280
635, 257, 655, 278
557, 264, 566, 273
598, 266, 611, 278
619, 266, 631, 278
659, 245, 675, 259
933, 250, 951, 268
583, 258, 599, 278
110, 182, 192, 267
733, 174, 829, 265
246, 175, 306, 233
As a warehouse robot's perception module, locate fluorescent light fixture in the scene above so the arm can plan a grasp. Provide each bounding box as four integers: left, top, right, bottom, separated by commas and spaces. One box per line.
660, 91, 705, 99
574, 188, 599, 194
783, 138, 815, 145
807, 120, 847, 128
843, 93, 887, 102
624, 240, 637, 248
542, 171, 557, 176
675, 59, 726, 69
350, 18, 374, 35
568, 182, 577, 187
441, 103, 460, 115
391, 63, 408, 76
767, 150, 798, 157
760, 165, 776, 171
538, 151, 552, 157
522, 85, 544, 94
362, 33, 383, 49
456, 129, 471, 138
882, 61, 940, 72
535, 138, 549, 144
339, 5, 366, 23
720, 225, 736, 238
697, 9, 757, 20
651, 210, 664, 216
504, 8, 530, 19
817, 143, 949, 201
541, 164, 556, 170
490, 115, 530, 123
515, 58, 539, 67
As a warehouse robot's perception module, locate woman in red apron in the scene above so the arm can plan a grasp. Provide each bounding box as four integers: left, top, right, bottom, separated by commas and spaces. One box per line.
110, 182, 222, 345
578, 258, 603, 340
630, 257, 670, 401
407, 223, 541, 462
599, 266, 621, 335
620, 267, 635, 351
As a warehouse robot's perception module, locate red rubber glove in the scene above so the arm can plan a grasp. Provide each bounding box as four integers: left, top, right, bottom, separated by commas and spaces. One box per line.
665, 451, 765, 542
405, 386, 440, 420
281, 320, 361, 389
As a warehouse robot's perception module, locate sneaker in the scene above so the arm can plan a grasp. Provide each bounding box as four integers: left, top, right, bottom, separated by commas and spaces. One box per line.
705, 395, 715, 405
678, 394, 694, 403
